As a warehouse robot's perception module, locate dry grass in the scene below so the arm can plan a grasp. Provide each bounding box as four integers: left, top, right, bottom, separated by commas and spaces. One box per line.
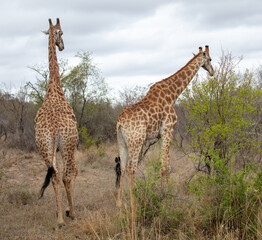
0, 140, 190, 239
0, 141, 261, 239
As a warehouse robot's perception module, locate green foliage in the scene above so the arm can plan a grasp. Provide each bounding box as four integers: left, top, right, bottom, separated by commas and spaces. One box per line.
181, 54, 262, 171
78, 126, 98, 147
27, 51, 108, 122
133, 160, 182, 231
63, 51, 108, 118
26, 51, 116, 143
189, 160, 262, 238
178, 53, 262, 237
26, 58, 69, 106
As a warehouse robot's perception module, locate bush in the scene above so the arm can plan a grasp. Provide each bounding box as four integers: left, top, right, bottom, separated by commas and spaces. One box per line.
78, 125, 98, 147
189, 158, 262, 238
7, 189, 35, 206
132, 160, 183, 233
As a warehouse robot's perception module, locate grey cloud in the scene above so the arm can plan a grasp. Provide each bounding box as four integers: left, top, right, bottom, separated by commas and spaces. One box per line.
176, 0, 262, 29
0, 0, 262, 91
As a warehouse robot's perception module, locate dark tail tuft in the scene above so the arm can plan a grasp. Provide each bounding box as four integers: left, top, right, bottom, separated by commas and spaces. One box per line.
115, 157, 121, 188
39, 166, 55, 199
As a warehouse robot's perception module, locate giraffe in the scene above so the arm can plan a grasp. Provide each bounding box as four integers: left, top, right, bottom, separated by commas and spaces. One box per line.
35, 18, 78, 226
115, 46, 214, 206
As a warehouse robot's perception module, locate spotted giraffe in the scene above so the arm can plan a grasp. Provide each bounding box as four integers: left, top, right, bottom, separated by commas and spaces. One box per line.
35, 18, 78, 226
115, 46, 214, 206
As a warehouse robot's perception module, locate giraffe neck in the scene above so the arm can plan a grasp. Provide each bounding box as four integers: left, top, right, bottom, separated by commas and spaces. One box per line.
157, 53, 202, 104
45, 27, 65, 99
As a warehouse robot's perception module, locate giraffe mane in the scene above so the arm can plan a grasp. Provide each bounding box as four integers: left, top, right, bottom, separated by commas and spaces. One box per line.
161, 52, 202, 82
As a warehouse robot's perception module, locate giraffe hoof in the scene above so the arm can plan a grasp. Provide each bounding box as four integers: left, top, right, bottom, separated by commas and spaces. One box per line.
54, 221, 65, 230
66, 210, 70, 217
66, 210, 75, 219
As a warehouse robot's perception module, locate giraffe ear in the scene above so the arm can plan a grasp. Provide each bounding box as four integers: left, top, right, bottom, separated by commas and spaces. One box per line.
42, 30, 49, 35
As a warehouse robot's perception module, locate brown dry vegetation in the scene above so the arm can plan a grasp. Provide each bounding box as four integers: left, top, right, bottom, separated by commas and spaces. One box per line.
0, 140, 197, 240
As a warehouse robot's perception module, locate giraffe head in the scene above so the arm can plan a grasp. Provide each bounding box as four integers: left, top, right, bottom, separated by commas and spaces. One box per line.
43, 18, 64, 51
199, 45, 214, 76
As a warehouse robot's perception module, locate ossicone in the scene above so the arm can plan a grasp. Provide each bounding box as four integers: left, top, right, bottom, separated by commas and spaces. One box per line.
48, 18, 61, 27
48, 18, 53, 26
205, 45, 210, 55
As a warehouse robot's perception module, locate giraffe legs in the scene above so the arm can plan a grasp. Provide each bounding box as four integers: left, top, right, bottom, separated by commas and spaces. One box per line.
51, 168, 64, 226
117, 162, 137, 208
127, 166, 136, 239
117, 138, 143, 208
62, 168, 78, 219
116, 126, 128, 208
117, 173, 124, 208
62, 150, 78, 220
160, 128, 173, 183
39, 144, 65, 226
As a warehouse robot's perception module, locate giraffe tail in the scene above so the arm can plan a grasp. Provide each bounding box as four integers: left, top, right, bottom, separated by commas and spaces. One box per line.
39, 166, 55, 199
115, 157, 121, 188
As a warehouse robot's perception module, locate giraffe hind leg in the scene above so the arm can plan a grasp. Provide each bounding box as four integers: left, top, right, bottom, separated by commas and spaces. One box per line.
116, 126, 128, 207
61, 149, 78, 220
63, 166, 78, 220
115, 157, 121, 188
51, 168, 64, 226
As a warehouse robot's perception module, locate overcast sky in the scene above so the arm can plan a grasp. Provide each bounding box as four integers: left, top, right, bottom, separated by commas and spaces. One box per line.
1, 0, 262, 94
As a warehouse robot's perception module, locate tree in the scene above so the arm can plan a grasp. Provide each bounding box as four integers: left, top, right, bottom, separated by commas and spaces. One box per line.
0, 86, 36, 150
26, 58, 69, 106
62, 51, 108, 127
117, 85, 148, 107
181, 52, 262, 174
27, 51, 108, 128
26, 51, 111, 145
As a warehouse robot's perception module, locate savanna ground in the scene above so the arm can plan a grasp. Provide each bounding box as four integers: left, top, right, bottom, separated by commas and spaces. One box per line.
0, 140, 197, 240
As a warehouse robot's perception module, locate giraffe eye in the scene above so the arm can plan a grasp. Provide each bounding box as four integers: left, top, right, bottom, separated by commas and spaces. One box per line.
55, 30, 61, 35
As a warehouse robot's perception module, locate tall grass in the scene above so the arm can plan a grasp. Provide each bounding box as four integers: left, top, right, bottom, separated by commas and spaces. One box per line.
100, 157, 262, 239
1, 142, 261, 239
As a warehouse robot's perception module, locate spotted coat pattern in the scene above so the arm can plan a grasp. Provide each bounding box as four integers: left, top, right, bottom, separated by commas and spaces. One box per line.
116, 46, 214, 206
34, 18, 78, 226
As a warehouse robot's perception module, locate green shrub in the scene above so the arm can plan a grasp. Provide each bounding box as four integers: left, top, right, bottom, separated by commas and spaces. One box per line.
181, 54, 262, 173
189, 158, 262, 238
78, 126, 98, 147
133, 160, 183, 232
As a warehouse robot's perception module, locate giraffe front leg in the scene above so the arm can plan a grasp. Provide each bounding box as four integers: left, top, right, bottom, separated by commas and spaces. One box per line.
160, 129, 173, 183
